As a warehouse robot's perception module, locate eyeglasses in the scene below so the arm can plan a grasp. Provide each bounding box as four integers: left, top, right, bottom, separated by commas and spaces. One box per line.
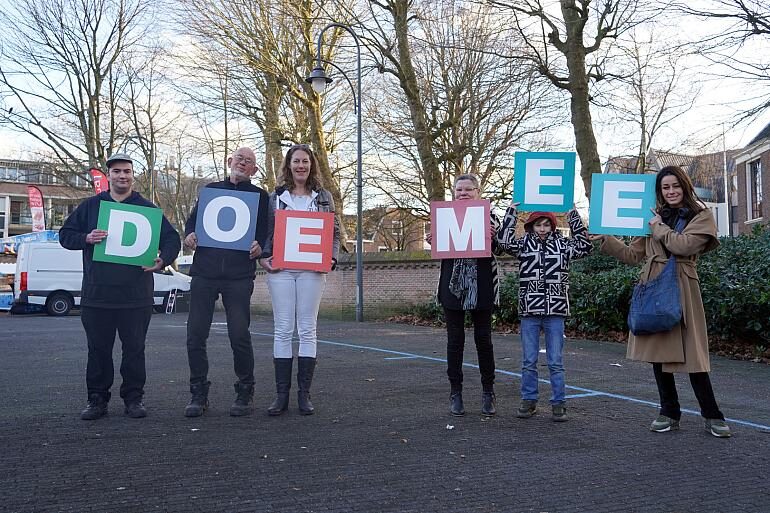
232, 154, 255, 165
290, 144, 311, 151
455, 187, 478, 193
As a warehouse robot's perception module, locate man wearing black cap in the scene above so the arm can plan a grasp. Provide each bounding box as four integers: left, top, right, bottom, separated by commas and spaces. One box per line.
60, 153, 181, 420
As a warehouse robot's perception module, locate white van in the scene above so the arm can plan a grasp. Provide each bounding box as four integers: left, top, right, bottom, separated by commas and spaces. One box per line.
13, 242, 191, 315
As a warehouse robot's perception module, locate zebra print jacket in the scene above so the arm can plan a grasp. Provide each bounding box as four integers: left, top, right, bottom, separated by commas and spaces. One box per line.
496, 207, 592, 317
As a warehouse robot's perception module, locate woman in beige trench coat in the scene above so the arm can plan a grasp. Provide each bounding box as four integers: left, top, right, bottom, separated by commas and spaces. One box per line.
590, 166, 731, 438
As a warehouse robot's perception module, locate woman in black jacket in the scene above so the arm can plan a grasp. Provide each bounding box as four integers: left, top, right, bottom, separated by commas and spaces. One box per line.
428, 174, 504, 416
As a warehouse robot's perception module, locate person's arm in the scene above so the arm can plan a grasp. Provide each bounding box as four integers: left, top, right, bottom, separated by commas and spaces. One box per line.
59, 200, 94, 250
565, 209, 592, 260
156, 215, 182, 269
326, 192, 341, 265
495, 202, 523, 256
490, 212, 505, 256
651, 213, 718, 256
599, 235, 647, 265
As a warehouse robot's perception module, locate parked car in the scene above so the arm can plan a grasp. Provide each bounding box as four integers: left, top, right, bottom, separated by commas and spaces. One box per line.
13, 242, 191, 316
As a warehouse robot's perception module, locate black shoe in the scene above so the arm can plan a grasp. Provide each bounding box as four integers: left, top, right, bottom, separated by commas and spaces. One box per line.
185, 381, 210, 418
297, 357, 316, 415
481, 392, 497, 416
80, 397, 108, 421
516, 400, 537, 419
268, 358, 292, 416
450, 392, 465, 416
230, 383, 254, 417
124, 401, 147, 419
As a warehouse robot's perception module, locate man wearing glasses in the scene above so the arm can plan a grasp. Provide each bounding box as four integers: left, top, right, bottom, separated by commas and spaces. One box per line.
182, 147, 270, 417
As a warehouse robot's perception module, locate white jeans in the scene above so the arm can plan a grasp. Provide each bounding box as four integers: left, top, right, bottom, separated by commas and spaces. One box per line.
267, 270, 327, 358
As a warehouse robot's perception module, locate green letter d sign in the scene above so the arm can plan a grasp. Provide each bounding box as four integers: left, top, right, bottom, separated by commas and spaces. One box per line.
93, 201, 162, 267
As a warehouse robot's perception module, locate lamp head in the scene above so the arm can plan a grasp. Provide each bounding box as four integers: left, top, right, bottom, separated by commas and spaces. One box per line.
306, 66, 332, 94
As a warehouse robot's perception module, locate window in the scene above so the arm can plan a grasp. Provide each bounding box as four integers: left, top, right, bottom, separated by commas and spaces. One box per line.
52, 203, 76, 227
0, 197, 5, 234
10, 200, 32, 225
747, 159, 763, 220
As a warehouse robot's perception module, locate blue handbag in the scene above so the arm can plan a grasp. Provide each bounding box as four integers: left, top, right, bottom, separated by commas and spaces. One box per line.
627, 256, 682, 335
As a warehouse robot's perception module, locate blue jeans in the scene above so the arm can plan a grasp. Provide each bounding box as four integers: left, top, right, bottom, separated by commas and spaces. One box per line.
520, 315, 565, 404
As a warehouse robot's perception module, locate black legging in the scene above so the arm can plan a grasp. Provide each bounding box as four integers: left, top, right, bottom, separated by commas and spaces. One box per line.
445, 308, 495, 393
652, 363, 724, 420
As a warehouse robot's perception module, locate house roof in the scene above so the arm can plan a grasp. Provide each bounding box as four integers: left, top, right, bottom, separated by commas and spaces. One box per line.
748, 121, 770, 146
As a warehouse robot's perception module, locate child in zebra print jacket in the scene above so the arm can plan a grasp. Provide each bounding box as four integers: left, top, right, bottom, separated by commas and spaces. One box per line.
496, 204, 592, 422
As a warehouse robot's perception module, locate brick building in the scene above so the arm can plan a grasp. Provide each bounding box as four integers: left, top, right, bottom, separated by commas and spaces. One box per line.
604, 148, 738, 236
0, 159, 91, 238
732, 122, 770, 235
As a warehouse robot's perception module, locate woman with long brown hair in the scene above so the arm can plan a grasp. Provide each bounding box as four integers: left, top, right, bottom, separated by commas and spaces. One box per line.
259, 144, 340, 416
590, 166, 731, 437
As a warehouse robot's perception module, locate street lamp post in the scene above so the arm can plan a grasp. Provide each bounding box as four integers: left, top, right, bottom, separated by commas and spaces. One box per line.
306, 23, 364, 322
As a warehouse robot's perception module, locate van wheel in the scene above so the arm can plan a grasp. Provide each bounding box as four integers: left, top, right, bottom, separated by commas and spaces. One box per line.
47, 292, 73, 316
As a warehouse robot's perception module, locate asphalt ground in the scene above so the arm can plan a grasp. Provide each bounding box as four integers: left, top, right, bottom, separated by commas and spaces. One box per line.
1, 312, 769, 513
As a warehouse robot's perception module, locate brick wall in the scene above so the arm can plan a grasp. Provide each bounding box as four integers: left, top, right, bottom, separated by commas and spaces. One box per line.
251, 251, 518, 318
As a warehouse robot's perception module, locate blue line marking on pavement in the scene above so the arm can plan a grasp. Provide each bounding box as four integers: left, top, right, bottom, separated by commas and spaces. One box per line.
240, 329, 770, 431
565, 392, 603, 399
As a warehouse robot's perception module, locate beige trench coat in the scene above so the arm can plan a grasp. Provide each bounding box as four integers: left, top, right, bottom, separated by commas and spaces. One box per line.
601, 209, 719, 373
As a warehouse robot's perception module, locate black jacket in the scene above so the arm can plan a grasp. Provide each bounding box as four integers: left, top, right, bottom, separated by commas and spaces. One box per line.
184, 179, 270, 280
59, 191, 181, 309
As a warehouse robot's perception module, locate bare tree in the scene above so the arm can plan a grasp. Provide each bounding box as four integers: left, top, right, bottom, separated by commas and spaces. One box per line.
0, 0, 150, 180
604, 30, 699, 172
356, 0, 559, 212
671, 0, 770, 124
178, 0, 354, 245
489, 0, 650, 196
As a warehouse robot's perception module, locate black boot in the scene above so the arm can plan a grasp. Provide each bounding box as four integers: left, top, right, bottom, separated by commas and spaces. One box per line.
450, 391, 465, 416
230, 382, 254, 417
184, 381, 210, 417
267, 358, 292, 416
80, 394, 108, 421
297, 357, 316, 415
481, 391, 497, 416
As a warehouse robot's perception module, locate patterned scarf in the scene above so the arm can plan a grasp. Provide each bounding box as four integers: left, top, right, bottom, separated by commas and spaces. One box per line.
449, 258, 478, 310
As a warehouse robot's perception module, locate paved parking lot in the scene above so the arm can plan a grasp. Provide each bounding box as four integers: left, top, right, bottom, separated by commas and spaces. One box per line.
1, 312, 769, 512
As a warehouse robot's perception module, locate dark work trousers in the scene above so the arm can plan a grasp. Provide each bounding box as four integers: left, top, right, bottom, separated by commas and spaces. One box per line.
652, 363, 724, 420
186, 276, 255, 386
81, 306, 153, 404
444, 307, 495, 393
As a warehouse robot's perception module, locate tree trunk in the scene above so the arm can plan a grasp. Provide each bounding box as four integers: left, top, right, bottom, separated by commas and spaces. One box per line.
391, 0, 444, 201
561, 1, 602, 197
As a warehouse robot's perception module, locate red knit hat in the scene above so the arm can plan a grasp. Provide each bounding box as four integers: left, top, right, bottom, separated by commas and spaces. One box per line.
523, 211, 558, 232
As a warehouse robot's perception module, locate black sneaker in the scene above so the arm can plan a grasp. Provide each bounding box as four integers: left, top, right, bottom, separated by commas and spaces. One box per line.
124, 401, 147, 419
551, 403, 568, 422
80, 399, 108, 421
516, 400, 537, 419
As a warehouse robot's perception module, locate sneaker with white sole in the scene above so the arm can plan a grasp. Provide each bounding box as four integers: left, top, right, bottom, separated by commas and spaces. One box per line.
650, 415, 680, 432
704, 418, 732, 438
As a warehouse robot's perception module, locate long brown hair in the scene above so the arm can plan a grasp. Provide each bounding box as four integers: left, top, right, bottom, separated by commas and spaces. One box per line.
277, 144, 324, 192
655, 165, 705, 214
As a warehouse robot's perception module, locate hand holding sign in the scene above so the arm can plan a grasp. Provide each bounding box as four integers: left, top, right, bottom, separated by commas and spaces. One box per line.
195, 188, 261, 251
93, 201, 162, 267
86, 229, 108, 245
272, 210, 335, 272
430, 199, 491, 259
588, 174, 657, 236
513, 152, 575, 212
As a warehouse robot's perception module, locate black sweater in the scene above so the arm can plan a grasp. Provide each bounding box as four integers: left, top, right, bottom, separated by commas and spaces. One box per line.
184, 179, 270, 280
59, 191, 181, 309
